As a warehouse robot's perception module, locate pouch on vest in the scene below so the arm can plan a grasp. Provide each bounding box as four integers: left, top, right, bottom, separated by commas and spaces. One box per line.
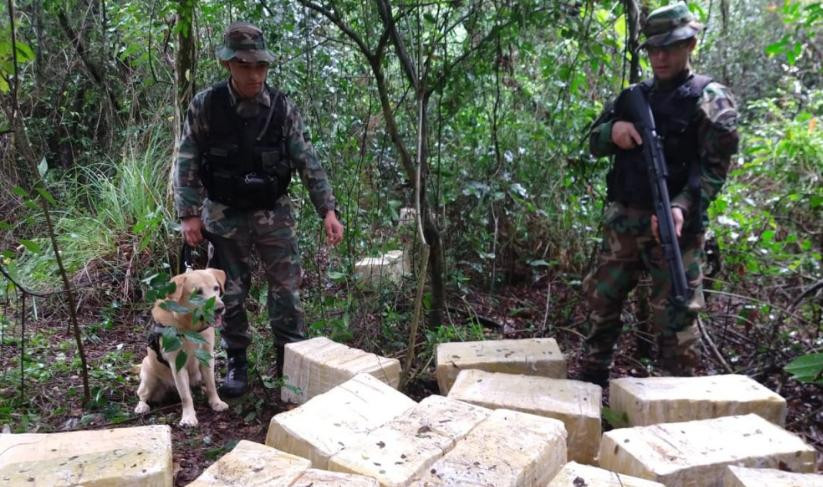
200, 82, 291, 210
607, 74, 712, 233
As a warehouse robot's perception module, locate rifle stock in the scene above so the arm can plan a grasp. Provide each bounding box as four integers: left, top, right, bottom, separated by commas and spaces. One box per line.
622, 86, 691, 308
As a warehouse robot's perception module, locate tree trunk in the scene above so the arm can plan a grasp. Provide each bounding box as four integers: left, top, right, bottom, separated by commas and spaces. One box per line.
175, 0, 196, 118
169, 0, 196, 203
625, 0, 641, 84
297, 0, 448, 327
417, 93, 445, 327
174, 0, 195, 135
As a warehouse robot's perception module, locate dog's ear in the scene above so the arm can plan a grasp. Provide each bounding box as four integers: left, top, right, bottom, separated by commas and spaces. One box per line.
207, 268, 227, 293
169, 274, 187, 302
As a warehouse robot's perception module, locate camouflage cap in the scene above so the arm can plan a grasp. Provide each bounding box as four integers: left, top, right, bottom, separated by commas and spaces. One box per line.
641, 3, 702, 48
216, 21, 275, 64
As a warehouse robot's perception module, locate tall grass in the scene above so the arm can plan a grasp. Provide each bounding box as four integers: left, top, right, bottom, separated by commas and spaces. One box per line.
12, 130, 175, 285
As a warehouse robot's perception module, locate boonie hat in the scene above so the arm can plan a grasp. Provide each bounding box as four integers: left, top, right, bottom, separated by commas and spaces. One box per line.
641, 3, 702, 48
216, 21, 275, 64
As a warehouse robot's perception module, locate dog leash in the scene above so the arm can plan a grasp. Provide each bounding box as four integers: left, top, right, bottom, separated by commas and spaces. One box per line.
179, 242, 195, 274
178, 231, 221, 274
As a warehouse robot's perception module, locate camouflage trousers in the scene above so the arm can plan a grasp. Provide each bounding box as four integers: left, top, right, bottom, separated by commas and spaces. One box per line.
580, 202, 705, 376
204, 198, 306, 351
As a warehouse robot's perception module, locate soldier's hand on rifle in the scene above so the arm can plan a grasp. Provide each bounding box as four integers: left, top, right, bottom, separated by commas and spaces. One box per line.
612, 121, 644, 150
324, 210, 344, 246
651, 207, 684, 243
182, 216, 205, 246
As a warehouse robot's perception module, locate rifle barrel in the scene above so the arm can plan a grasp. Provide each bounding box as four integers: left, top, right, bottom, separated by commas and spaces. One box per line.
624, 86, 691, 307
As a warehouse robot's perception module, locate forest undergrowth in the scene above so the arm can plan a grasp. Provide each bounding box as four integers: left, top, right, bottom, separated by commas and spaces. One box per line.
0, 0, 821, 484
0, 241, 820, 484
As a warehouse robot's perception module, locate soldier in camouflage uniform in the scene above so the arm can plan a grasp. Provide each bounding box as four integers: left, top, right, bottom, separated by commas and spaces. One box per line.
578, 3, 739, 387
174, 22, 344, 397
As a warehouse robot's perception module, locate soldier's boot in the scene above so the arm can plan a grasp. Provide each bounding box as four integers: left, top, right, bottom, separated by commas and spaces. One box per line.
576, 350, 611, 388
577, 339, 614, 389
275, 343, 286, 381
658, 328, 700, 377
219, 348, 249, 398
577, 365, 611, 389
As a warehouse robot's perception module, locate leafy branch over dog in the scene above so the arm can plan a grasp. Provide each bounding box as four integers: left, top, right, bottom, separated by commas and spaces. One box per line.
135, 269, 229, 427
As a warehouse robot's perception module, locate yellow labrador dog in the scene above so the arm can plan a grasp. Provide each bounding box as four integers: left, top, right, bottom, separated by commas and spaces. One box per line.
135, 268, 229, 426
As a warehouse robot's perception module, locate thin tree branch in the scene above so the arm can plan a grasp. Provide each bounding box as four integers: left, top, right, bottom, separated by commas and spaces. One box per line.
7, 1, 20, 116
697, 316, 734, 374
297, 0, 376, 63
0, 264, 63, 298
19, 291, 25, 399
624, 0, 641, 84
375, 0, 418, 89
791, 279, 823, 310
428, 18, 501, 94
298, 1, 414, 181
56, 8, 121, 113
7, 2, 91, 407
429, 4, 555, 96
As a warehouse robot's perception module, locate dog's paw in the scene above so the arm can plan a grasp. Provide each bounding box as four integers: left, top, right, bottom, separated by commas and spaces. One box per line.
179, 415, 199, 427
134, 402, 150, 414
210, 399, 229, 412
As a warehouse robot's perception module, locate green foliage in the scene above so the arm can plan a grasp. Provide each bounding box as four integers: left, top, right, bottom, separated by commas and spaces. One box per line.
697, 0, 799, 103
189, 293, 218, 327
155, 292, 216, 371
765, 0, 823, 68
143, 273, 218, 371
174, 352, 188, 373
710, 88, 822, 280
1, 1, 821, 433
784, 353, 823, 385
602, 406, 629, 429
143, 272, 176, 302
307, 293, 355, 344
425, 322, 485, 351
0, 32, 35, 93
160, 326, 182, 353
10, 131, 173, 285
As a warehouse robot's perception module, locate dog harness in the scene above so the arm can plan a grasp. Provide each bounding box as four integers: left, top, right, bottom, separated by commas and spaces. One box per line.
147, 322, 211, 369
147, 324, 172, 368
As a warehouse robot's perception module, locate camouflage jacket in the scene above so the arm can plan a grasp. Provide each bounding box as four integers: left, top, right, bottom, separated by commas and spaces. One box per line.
174, 79, 337, 222
590, 71, 739, 219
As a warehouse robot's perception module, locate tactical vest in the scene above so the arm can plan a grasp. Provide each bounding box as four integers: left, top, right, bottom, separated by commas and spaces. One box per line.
199, 82, 291, 210
607, 74, 712, 223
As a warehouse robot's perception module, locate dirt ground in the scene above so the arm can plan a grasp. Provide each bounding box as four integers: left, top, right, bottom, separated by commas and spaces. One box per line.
1, 278, 820, 484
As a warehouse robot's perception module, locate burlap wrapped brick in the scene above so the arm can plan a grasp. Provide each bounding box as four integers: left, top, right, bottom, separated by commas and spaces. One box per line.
0, 425, 172, 487
354, 250, 410, 285
267, 373, 415, 468
411, 409, 567, 487
436, 338, 566, 393
610, 375, 787, 426
188, 440, 310, 486
290, 468, 380, 486
724, 465, 823, 487
447, 369, 600, 464
326, 395, 491, 486
281, 336, 401, 404
547, 461, 664, 486
598, 414, 817, 487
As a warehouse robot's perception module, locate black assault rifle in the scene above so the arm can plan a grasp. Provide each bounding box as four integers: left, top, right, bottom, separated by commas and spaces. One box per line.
621, 86, 691, 308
